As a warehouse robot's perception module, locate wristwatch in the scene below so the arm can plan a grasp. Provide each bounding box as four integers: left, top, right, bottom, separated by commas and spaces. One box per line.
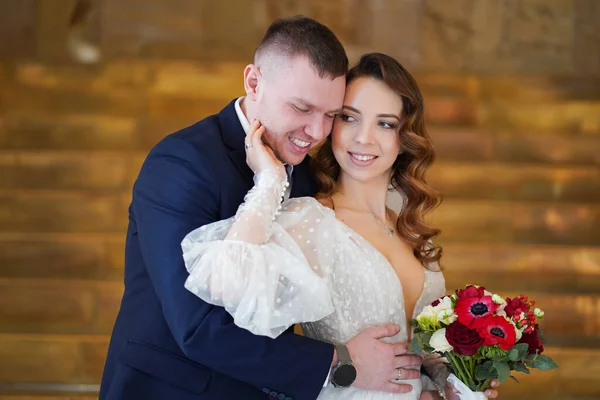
330, 343, 357, 388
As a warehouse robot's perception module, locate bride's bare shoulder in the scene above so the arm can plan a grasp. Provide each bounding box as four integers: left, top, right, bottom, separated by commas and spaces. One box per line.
315, 196, 334, 211
282, 196, 334, 217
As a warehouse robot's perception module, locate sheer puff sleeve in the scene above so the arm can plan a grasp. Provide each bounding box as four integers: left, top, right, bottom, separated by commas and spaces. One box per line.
182, 170, 335, 339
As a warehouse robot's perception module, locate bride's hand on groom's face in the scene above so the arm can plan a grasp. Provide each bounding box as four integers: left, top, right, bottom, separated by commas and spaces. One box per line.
347, 324, 423, 394
245, 120, 286, 179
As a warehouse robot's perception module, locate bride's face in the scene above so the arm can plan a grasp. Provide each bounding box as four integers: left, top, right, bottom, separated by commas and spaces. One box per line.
331, 77, 403, 184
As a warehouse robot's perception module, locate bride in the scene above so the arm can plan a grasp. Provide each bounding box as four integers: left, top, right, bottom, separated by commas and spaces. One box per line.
181, 53, 498, 399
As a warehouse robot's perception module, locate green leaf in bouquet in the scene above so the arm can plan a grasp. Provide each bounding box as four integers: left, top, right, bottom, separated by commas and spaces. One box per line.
509, 375, 519, 383
511, 343, 530, 359
416, 331, 434, 352
493, 361, 511, 383
507, 343, 529, 362
475, 361, 498, 381
508, 348, 519, 361
531, 354, 559, 370
409, 318, 419, 328
409, 332, 435, 353
513, 362, 530, 374
409, 336, 422, 353
421, 330, 433, 343
478, 345, 509, 360
525, 353, 538, 364
493, 354, 508, 363
466, 376, 477, 390
475, 379, 493, 392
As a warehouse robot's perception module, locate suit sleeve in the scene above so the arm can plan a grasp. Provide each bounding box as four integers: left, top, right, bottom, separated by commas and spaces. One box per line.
132, 135, 333, 400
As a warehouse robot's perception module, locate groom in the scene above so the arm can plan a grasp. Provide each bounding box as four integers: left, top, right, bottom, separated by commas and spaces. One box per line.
99, 16, 496, 400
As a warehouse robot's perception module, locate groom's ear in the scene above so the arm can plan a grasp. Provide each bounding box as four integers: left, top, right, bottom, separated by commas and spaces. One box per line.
243, 64, 261, 101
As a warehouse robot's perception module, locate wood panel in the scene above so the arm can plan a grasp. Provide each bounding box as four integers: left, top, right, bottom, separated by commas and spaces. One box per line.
429, 162, 600, 202
441, 243, 600, 294
432, 200, 600, 246
0, 235, 124, 281
0, 334, 108, 384
0, 152, 132, 191
0, 192, 129, 234
429, 128, 600, 166
0, 279, 122, 335
0, 113, 139, 151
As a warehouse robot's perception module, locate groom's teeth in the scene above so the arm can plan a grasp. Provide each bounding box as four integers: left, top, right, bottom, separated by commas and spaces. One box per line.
351, 153, 376, 161
290, 137, 310, 148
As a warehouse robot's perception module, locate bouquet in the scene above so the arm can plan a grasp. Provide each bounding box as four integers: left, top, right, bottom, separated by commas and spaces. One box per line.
410, 285, 558, 400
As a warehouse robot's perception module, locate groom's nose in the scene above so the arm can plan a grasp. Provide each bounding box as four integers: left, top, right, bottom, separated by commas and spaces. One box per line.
304, 115, 329, 142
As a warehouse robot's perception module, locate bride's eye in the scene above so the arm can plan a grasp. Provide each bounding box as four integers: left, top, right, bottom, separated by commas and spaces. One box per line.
379, 121, 396, 130
339, 114, 356, 123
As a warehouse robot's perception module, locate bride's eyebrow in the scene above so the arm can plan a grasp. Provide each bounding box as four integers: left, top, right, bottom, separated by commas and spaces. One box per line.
376, 113, 401, 121
342, 105, 360, 113
342, 106, 401, 121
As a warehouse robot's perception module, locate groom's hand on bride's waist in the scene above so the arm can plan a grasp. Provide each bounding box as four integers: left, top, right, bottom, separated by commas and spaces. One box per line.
345, 323, 423, 393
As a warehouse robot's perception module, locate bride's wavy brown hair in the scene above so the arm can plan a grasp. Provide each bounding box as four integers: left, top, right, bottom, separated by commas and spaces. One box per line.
311, 53, 443, 268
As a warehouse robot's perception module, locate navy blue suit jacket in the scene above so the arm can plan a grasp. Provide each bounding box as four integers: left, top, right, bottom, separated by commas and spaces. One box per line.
99, 100, 334, 400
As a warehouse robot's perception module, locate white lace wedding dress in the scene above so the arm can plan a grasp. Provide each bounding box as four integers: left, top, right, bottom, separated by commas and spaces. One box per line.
182, 171, 448, 399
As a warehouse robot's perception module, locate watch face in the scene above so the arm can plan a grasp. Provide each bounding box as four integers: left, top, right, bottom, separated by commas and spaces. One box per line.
333, 363, 357, 387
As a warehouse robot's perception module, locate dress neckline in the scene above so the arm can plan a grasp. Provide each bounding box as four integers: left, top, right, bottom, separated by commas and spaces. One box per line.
307, 197, 428, 325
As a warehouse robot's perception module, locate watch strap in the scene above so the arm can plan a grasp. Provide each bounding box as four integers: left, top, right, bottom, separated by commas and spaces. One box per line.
334, 343, 352, 364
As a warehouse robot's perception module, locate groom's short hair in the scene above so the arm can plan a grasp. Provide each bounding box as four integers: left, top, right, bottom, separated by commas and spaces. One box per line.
254, 15, 348, 79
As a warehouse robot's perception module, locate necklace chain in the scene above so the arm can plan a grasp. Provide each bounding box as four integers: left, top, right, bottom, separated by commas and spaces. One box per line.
368, 210, 395, 236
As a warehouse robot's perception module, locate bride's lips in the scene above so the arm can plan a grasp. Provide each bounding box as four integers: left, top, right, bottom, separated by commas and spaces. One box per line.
348, 152, 378, 167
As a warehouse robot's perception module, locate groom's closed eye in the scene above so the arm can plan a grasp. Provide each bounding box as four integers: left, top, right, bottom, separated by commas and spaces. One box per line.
292, 104, 310, 113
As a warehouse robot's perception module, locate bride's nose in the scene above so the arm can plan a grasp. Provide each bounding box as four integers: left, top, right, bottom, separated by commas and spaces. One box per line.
354, 124, 375, 144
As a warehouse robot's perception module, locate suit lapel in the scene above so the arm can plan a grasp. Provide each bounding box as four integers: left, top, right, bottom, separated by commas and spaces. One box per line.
219, 99, 254, 185
229, 149, 254, 184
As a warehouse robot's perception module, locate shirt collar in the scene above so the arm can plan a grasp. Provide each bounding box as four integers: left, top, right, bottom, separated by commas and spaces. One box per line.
234, 97, 251, 134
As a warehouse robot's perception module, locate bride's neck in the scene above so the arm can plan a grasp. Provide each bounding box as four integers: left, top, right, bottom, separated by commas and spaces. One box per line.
333, 171, 391, 220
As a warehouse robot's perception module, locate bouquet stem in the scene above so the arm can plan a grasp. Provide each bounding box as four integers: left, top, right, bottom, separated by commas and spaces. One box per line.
447, 352, 473, 387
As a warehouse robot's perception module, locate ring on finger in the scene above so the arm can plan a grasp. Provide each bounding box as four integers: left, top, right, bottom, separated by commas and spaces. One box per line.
245, 143, 253, 149
396, 368, 403, 380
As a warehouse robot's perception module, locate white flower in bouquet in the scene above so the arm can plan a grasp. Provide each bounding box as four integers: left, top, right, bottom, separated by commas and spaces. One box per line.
492, 294, 505, 305
510, 319, 524, 341
534, 307, 544, 318
416, 305, 439, 330
434, 296, 458, 325
430, 328, 453, 352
